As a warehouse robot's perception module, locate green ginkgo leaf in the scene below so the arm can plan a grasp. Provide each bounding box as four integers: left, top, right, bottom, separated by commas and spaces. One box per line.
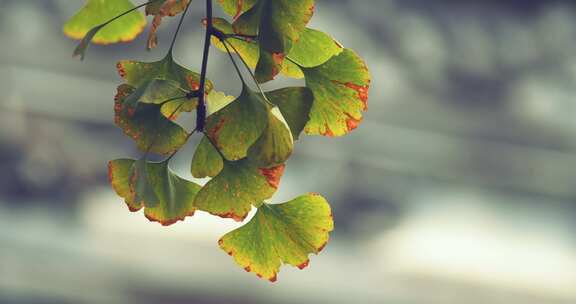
194, 159, 285, 221
205, 85, 268, 161
109, 158, 201, 226
219, 193, 334, 282
303, 49, 371, 137
64, 0, 146, 59
248, 107, 294, 168
266, 87, 314, 139
114, 84, 189, 155
191, 136, 224, 178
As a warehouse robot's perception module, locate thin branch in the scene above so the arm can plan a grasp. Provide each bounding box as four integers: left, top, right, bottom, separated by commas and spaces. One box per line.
195, 0, 213, 132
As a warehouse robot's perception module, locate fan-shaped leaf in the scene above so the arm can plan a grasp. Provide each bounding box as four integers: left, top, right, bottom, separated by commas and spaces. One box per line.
303, 49, 371, 136
108, 158, 201, 226
64, 0, 146, 48
194, 159, 285, 221
219, 193, 333, 282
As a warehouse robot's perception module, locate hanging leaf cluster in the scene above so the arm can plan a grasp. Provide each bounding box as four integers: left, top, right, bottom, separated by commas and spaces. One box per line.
64, 0, 371, 282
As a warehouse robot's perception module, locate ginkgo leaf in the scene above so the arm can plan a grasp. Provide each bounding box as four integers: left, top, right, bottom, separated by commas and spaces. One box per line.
219, 193, 334, 282
248, 107, 294, 168
64, 0, 146, 45
205, 85, 268, 161
303, 48, 371, 137
191, 136, 224, 178
108, 158, 201, 226
114, 84, 189, 155
217, 0, 258, 19
145, 0, 191, 50
194, 159, 285, 221
266, 87, 314, 139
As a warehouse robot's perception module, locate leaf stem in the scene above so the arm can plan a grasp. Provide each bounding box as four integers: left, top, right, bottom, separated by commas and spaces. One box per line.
195, 0, 213, 132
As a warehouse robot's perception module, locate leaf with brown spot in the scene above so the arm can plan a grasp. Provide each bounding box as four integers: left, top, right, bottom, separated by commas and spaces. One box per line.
219, 193, 334, 282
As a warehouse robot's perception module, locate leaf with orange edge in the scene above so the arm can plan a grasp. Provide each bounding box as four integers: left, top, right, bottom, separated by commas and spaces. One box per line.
108, 158, 201, 226
194, 159, 284, 222
64, 0, 146, 59
219, 193, 334, 282
303, 48, 371, 137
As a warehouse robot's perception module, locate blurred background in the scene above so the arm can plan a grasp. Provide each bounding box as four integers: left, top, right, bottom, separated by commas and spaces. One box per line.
1, 0, 576, 303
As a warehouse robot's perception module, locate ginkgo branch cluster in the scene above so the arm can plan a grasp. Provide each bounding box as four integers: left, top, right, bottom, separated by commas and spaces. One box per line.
64, 0, 371, 282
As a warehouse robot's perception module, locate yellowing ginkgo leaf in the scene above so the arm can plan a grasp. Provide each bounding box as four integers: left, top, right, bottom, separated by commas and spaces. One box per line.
64, 0, 146, 44
303, 49, 371, 137
219, 193, 334, 282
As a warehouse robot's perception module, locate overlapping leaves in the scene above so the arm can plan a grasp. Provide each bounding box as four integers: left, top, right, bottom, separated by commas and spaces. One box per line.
66, 0, 371, 283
